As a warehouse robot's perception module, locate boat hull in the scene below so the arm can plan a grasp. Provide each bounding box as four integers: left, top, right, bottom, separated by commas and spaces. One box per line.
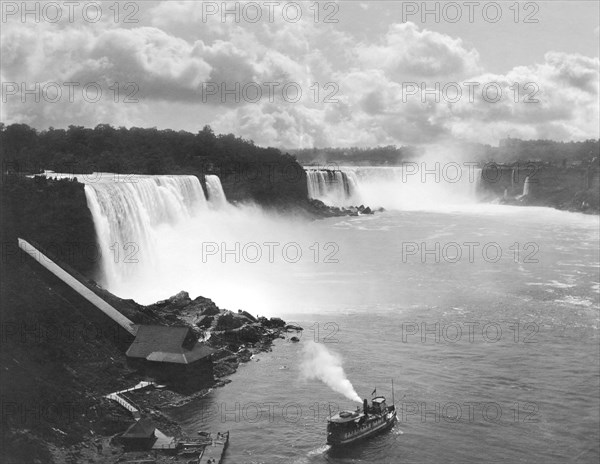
327, 411, 397, 446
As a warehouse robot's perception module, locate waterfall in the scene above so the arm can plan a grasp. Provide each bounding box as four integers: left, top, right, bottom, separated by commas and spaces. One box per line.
305, 165, 482, 210
205, 175, 227, 208
78, 174, 224, 288
522, 176, 530, 196
306, 169, 359, 206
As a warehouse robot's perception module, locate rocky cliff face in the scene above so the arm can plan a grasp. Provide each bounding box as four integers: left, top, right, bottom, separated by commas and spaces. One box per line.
479, 164, 600, 213
2, 175, 99, 275
213, 160, 309, 207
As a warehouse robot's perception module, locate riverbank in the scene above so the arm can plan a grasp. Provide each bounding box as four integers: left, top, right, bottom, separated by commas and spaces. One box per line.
496, 190, 600, 214
479, 164, 599, 214
0, 238, 295, 463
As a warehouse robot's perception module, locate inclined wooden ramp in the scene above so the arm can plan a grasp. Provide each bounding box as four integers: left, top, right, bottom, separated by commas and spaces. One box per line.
17, 238, 136, 336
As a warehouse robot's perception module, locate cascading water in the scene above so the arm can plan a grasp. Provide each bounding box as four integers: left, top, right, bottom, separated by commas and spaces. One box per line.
205, 175, 228, 208
306, 169, 359, 206
80, 174, 225, 288
522, 176, 530, 196
40, 167, 482, 312
77, 171, 341, 311
305, 165, 482, 210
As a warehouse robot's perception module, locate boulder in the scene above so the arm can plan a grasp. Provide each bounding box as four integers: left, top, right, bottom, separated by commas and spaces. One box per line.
310, 199, 328, 209
195, 315, 214, 329
237, 310, 258, 322
211, 348, 236, 361
237, 324, 262, 343
236, 348, 253, 362
285, 324, 303, 331
214, 312, 245, 331
154, 291, 191, 310
268, 317, 286, 329
186, 296, 220, 316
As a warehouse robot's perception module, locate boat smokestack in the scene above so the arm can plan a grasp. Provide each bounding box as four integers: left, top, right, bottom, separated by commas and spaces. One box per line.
363, 398, 368, 415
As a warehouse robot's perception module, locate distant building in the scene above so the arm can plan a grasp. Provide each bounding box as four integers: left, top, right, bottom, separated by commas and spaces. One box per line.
121, 418, 157, 450
126, 325, 215, 389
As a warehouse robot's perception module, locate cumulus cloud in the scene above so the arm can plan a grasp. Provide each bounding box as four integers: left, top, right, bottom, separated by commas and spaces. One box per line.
1, 3, 598, 147
435, 52, 600, 143
73, 27, 213, 101
354, 22, 481, 80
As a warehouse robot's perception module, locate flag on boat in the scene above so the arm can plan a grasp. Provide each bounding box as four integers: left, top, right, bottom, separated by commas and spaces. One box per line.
371, 388, 376, 396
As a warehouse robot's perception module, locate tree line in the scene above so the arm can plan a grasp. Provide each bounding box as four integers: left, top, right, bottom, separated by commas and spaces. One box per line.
291, 139, 599, 166
0, 123, 299, 176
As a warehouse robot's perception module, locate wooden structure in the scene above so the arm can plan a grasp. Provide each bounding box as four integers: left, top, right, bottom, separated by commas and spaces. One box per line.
126, 325, 214, 388
17, 237, 136, 337
121, 418, 157, 450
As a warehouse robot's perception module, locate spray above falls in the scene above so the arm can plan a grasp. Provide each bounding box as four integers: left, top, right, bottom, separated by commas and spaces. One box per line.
305, 165, 482, 210
300, 342, 362, 403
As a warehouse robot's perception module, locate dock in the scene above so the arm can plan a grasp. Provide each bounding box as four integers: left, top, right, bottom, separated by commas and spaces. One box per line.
198, 431, 229, 463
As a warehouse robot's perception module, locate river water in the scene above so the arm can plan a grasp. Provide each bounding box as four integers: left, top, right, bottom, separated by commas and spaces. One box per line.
158, 206, 600, 464
69, 169, 599, 463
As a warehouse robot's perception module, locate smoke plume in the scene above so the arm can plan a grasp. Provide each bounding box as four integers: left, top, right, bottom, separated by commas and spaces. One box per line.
300, 342, 362, 403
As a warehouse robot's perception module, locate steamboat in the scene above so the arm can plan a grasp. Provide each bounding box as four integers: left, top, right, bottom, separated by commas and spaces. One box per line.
326, 395, 397, 446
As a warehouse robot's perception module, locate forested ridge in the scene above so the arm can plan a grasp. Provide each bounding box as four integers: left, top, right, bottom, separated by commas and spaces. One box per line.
0, 123, 308, 205
292, 139, 600, 166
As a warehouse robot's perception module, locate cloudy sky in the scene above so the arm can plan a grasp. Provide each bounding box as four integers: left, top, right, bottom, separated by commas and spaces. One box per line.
1, 0, 599, 147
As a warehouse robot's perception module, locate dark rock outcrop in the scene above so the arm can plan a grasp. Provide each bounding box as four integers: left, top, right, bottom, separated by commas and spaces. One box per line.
267, 317, 286, 328
285, 324, 303, 331
306, 199, 382, 218
144, 293, 221, 328
2, 175, 98, 276
238, 309, 257, 322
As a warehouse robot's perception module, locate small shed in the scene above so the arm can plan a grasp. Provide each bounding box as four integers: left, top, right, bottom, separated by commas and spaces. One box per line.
121, 418, 156, 450
126, 325, 215, 388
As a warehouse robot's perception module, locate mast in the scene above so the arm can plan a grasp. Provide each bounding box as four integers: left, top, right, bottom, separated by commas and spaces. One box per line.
391, 378, 395, 406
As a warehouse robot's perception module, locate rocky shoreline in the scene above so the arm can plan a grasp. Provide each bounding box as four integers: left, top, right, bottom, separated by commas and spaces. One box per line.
479, 163, 599, 214
91, 290, 299, 463
144, 290, 295, 379
0, 241, 299, 463
495, 190, 599, 214
304, 198, 385, 218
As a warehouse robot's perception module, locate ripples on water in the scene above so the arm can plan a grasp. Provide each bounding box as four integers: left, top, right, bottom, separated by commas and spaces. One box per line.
163, 207, 599, 464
